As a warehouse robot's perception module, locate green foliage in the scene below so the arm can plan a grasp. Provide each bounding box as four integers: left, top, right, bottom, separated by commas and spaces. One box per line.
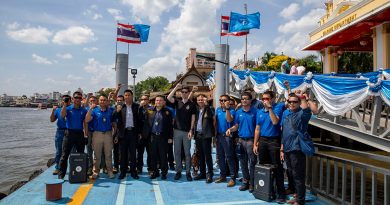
96, 88, 115, 98
338, 52, 373, 73
298, 54, 322, 74
135, 76, 171, 99
260, 51, 277, 65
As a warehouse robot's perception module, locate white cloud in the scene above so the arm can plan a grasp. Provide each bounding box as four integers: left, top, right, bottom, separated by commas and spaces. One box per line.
302, 0, 324, 7
53, 26, 96, 45
6, 23, 53, 44
83, 58, 115, 86
83, 4, 103, 20
66, 74, 83, 81
278, 8, 324, 34
83, 47, 99, 52
139, 56, 180, 81
138, 0, 224, 81
279, 3, 300, 19
274, 8, 325, 57
56, 53, 73, 59
32, 54, 53, 65
107, 8, 125, 21
45, 77, 71, 86
120, 0, 180, 24
230, 43, 263, 66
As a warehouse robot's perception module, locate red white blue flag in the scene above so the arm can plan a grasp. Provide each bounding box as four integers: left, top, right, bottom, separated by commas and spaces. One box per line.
117, 23, 141, 44
221, 16, 249, 36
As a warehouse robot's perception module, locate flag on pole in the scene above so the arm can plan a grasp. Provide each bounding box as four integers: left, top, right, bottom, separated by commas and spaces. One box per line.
221, 16, 249, 36
229, 12, 260, 33
117, 23, 141, 44
133, 24, 150, 42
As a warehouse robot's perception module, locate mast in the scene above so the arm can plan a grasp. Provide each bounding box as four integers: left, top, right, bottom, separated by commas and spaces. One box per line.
244, 3, 248, 69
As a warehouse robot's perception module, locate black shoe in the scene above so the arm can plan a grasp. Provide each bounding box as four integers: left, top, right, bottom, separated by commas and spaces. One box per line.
239, 183, 249, 191
206, 177, 213, 183
186, 172, 192, 181
248, 185, 254, 193
174, 172, 182, 180
161, 174, 167, 180
169, 164, 175, 171
118, 173, 126, 180
276, 197, 286, 204
58, 174, 65, 180
194, 174, 206, 180
131, 173, 139, 179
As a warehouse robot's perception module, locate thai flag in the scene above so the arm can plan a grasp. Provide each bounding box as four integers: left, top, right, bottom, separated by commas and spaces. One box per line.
221, 16, 249, 36
117, 23, 141, 44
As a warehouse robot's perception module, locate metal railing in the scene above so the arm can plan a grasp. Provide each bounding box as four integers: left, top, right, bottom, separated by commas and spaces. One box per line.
306, 144, 390, 205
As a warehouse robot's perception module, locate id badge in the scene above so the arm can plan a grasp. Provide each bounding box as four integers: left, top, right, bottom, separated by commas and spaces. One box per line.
103, 117, 107, 123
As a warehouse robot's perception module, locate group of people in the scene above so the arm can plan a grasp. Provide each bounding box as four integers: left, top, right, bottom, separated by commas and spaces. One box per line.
50, 83, 317, 205
281, 58, 306, 75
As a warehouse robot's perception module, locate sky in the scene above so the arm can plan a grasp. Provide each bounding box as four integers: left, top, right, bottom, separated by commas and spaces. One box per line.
0, 0, 325, 96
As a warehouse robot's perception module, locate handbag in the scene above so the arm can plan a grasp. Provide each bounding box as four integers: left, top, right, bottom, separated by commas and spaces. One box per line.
297, 130, 315, 156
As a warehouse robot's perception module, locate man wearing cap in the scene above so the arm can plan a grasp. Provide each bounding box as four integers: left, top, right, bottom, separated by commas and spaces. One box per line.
58, 91, 87, 179
50, 95, 71, 175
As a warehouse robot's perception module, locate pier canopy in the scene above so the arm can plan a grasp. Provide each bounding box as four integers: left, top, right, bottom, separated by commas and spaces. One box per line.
302, 0, 390, 73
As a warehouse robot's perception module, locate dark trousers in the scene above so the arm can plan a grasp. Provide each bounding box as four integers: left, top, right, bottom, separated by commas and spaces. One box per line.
216, 133, 236, 178
167, 142, 174, 166
54, 129, 65, 169
257, 137, 285, 196
150, 134, 168, 175
195, 136, 213, 176
119, 130, 137, 174
59, 130, 85, 176
238, 138, 257, 186
136, 137, 150, 171
285, 151, 306, 205
113, 141, 120, 169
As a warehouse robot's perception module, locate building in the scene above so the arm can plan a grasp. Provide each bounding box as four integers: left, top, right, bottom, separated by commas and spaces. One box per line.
303, 0, 390, 73
185, 48, 215, 78
233, 58, 257, 70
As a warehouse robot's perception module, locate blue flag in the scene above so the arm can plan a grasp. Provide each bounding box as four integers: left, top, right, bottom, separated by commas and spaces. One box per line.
229, 12, 260, 33
133, 24, 150, 42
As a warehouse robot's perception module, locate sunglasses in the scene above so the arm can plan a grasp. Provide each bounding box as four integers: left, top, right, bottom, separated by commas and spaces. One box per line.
181, 91, 189, 94
74, 96, 82, 100
219, 99, 228, 102
288, 100, 299, 104
262, 97, 270, 101
241, 98, 250, 101
141, 98, 149, 100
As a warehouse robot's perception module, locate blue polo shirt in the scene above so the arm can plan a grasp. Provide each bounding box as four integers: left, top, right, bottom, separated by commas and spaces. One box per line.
234, 107, 258, 138
91, 107, 114, 132
281, 107, 312, 153
256, 102, 285, 137
54, 108, 66, 129
215, 107, 235, 134
65, 104, 87, 130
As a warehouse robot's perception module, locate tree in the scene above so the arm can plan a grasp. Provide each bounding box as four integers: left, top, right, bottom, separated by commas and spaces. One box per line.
338, 52, 373, 73
260, 51, 277, 65
298, 54, 322, 74
135, 76, 171, 100
267, 55, 291, 71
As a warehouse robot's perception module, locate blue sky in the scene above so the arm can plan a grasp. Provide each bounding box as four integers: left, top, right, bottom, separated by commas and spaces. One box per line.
0, 0, 325, 96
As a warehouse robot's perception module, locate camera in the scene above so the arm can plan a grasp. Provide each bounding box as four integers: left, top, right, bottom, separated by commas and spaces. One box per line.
64, 97, 71, 103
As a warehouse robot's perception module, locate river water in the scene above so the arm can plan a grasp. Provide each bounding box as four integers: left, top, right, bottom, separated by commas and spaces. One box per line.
0, 107, 55, 194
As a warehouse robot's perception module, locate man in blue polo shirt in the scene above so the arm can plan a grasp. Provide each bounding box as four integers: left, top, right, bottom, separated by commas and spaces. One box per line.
50, 95, 71, 175
226, 92, 258, 192
215, 94, 236, 187
85, 95, 116, 179
253, 90, 286, 203
58, 91, 87, 179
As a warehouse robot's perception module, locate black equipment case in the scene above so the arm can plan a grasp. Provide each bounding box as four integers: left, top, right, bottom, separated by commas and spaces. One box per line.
253, 164, 276, 202
69, 153, 88, 183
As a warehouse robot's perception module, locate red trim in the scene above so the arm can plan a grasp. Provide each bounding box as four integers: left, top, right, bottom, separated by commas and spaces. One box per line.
117, 38, 141, 44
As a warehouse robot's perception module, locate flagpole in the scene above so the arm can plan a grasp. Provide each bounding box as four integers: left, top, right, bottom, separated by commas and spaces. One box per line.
244, 3, 248, 69
115, 21, 118, 72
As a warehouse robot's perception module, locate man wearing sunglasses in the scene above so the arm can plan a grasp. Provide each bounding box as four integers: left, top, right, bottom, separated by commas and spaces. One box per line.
253, 90, 286, 203
280, 92, 317, 205
138, 94, 152, 174
167, 83, 196, 181
58, 91, 88, 179
226, 92, 258, 192
214, 94, 237, 187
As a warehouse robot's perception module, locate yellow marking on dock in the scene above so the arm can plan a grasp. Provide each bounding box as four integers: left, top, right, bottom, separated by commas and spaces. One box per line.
67, 179, 95, 205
